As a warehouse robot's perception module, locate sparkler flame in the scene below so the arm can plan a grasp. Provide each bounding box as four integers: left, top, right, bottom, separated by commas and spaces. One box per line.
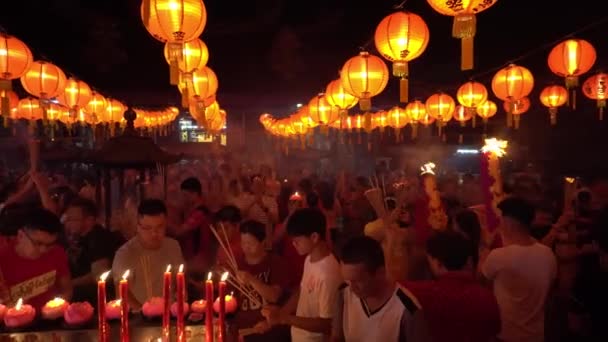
420, 162, 436, 175
481, 138, 508, 157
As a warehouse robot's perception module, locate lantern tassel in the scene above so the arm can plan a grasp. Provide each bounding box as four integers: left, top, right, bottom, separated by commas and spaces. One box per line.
400, 77, 409, 103
1, 96, 9, 119
571, 90, 577, 110
514, 116, 521, 130
549, 108, 558, 125
360, 98, 372, 111
461, 37, 474, 71
459, 133, 463, 144
411, 123, 418, 139
181, 86, 189, 108
452, 13, 476, 71
170, 61, 180, 86
472, 113, 476, 128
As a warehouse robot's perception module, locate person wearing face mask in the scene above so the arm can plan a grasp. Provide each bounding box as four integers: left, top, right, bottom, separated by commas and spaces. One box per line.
0, 206, 72, 309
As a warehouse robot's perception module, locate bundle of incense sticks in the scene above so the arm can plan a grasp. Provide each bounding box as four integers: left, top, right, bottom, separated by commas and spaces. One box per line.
209, 224, 262, 307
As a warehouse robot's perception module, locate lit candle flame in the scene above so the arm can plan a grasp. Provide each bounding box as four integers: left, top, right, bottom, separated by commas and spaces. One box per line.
100, 270, 111, 282
166, 265, 172, 273
15, 298, 23, 310
122, 270, 130, 280
221, 271, 229, 282
178, 264, 184, 273
420, 162, 436, 175
565, 177, 576, 184
481, 138, 508, 157
207, 272, 213, 281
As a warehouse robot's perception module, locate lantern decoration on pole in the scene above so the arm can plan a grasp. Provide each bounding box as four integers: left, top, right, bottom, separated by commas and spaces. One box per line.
502, 97, 530, 129
17, 97, 43, 134
405, 99, 426, 139
340, 51, 389, 111
308, 93, 340, 132
104, 98, 125, 136
0, 34, 33, 117
425, 92, 455, 137
480, 138, 508, 233
374, 11, 430, 103
141, 0, 207, 85
547, 39, 596, 109
387, 106, 409, 142
85, 92, 107, 125
325, 79, 358, 120
456, 80, 487, 128
539, 85, 568, 125
476, 100, 497, 138
0, 90, 19, 127
20, 61, 67, 119
582, 72, 608, 121
491, 64, 534, 127
164, 38, 209, 104
60, 78, 92, 123
426, 0, 497, 70
453, 105, 472, 144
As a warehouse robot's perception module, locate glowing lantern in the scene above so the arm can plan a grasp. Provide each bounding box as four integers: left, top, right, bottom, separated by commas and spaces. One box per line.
308, 93, 340, 127
0, 34, 33, 116
426, 0, 497, 70
371, 111, 389, 131
20, 61, 67, 103
325, 79, 358, 115
374, 11, 430, 102
104, 99, 125, 136
60, 78, 92, 114
476, 100, 497, 123
548, 39, 596, 108
340, 51, 389, 110
141, 0, 207, 84
405, 99, 426, 138
163, 38, 209, 74
502, 97, 529, 129
539, 85, 568, 125
45, 103, 65, 122
453, 105, 472, 126
85, 92, 107, 124
387, 106, 409, 129
582, 72, 608, 120
190, 66, 218, 106
425, 92, 455, 121
17, 97, 43, 121
492, 63, 534, 127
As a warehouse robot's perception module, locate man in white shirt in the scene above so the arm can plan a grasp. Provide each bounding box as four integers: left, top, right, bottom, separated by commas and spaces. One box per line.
262, 208, 341, 342
482, 197, 557, 342
112, 199, 184, 309
332, 236, 429, 342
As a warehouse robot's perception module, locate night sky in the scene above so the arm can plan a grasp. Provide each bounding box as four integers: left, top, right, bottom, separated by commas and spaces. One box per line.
2, 0, 608, 167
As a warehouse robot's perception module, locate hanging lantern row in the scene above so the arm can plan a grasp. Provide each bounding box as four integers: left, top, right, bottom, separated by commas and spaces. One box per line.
0, 33, 178, 133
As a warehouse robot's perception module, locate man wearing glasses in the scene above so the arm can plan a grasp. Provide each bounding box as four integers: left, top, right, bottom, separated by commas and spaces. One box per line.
112, 199, 184, 309
0, 207, 72, 309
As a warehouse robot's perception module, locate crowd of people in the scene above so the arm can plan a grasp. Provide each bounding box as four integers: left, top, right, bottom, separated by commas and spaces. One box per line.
0, 159, 607, 342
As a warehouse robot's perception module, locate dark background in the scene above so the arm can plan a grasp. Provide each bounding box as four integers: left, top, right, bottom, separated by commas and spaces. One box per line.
1, 0, 608, 172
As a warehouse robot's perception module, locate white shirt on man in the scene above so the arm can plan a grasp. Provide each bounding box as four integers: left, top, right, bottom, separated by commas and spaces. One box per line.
112, 237, 184, 306
292, 254, 342, 342
482, 242, 557, 342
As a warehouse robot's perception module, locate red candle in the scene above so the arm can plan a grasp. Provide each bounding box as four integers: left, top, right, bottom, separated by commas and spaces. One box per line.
176, 264, 186, 342
205, 272, 214, 342
98, 271, 111, 342
119, 270, 130, 342
162, 265, 172, 342
289, 191, 302, 201
218, 272, 228, 342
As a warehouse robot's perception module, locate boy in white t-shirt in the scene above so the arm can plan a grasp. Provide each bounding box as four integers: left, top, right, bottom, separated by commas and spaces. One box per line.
262, 208, 342, 342
482, 197, 557, 342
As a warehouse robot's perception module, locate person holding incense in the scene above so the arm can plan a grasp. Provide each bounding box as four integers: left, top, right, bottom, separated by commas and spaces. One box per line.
233, 220, 296, 341
262, 208, 342, 342
112, 199, 184, 309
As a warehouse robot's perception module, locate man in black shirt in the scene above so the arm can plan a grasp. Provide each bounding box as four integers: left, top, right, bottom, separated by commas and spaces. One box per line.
64, 198, 122, 304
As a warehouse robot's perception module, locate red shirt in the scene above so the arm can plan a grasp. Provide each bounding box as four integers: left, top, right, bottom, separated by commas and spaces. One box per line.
403, 272, 500, 342
0, 245, 70, 309
273, 223, 304, 281
179, 206, 211, 262
235, 254, 297, 342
